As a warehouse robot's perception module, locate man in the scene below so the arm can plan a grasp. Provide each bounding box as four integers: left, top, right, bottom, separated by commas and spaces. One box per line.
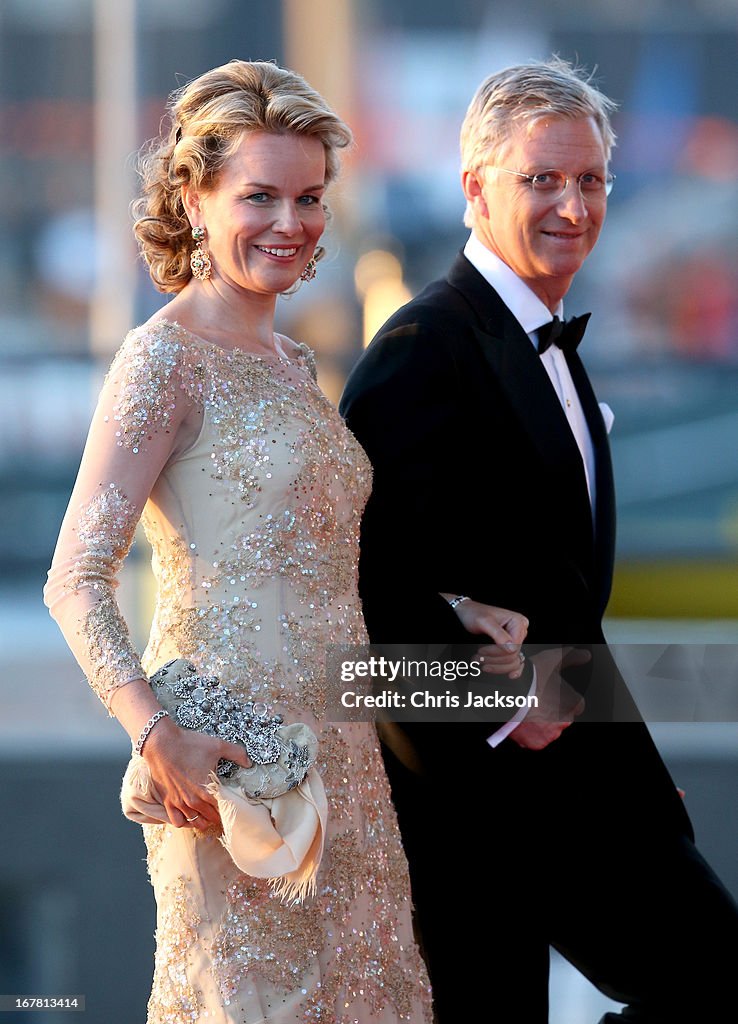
340, 58, 738, 1022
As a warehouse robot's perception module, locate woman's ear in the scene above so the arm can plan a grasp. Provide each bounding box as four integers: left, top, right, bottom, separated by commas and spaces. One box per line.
181, 184, 203, 227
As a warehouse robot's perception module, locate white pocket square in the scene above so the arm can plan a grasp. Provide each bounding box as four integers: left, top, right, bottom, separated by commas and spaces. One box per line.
599, 402, 614, 434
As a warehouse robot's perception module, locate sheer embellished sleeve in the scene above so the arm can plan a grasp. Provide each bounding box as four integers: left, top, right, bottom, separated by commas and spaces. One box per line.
44, 323, 201, 712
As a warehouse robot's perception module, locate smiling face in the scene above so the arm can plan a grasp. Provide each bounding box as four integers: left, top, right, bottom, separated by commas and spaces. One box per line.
463, 115, 609, 310
184, 130, 327, 296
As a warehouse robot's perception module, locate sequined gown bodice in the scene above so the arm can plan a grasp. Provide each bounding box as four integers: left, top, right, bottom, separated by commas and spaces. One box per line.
138, 326, 369, 709
45, 320, 432, 1024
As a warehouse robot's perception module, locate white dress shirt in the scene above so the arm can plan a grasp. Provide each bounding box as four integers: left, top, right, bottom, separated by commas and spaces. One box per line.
463, 232, 597, 507
462, 232, 597, 746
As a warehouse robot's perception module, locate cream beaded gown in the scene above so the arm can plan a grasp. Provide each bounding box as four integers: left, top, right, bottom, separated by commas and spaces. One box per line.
45, 320, 432, 1024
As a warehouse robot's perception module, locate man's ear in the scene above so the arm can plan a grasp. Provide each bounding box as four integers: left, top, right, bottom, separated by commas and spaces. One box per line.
461, 169, 489, 220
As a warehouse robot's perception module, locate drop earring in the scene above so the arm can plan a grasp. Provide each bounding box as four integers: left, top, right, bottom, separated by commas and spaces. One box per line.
300, 257, 317, 282
190, 226, 211, 281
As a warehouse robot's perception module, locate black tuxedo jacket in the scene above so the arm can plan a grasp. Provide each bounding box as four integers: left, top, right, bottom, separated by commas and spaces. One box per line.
341, 253, 691, 839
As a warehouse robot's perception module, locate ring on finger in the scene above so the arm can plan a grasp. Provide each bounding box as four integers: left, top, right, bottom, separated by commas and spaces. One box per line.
185, 814, 199, 822
518, 651, 526, 664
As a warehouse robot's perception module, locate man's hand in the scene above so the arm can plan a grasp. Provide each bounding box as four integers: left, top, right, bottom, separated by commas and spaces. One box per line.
508, 646, 589, 750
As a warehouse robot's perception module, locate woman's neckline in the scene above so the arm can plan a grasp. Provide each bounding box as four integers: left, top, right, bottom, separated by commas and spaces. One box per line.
150, 317, 300, 364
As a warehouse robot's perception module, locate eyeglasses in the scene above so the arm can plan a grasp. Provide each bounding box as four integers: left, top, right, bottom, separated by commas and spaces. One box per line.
492, 167, 615, 201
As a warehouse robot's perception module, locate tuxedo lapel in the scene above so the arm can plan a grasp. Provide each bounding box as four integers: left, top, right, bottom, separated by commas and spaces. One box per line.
566, 351, 616, 607
446, 255, 593, 517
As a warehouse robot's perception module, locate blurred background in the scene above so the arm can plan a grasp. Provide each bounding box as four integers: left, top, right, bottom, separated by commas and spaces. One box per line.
0, 1, 736, 1021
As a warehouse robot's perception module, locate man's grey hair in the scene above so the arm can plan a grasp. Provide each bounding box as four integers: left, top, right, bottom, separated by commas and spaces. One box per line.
460, 56, 618, 227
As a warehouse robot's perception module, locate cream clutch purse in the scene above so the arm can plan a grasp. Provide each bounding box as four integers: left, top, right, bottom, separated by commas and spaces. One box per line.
121, 659, 327, 902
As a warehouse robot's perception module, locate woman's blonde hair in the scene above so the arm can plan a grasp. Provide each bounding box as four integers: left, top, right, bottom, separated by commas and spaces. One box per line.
133, 60, 353, 292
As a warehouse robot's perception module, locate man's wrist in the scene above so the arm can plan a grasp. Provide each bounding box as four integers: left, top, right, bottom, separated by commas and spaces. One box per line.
487, 662, 537, 747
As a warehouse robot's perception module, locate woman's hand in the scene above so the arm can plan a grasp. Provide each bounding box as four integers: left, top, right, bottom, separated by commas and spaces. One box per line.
142, 716, 251, 830
443, 596, 529, 679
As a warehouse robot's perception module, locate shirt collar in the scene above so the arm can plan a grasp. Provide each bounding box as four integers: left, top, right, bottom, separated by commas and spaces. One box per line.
463, 232, 563, 338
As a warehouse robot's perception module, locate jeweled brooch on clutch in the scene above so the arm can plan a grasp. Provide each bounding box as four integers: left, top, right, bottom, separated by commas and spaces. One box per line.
149, 659, 317, 798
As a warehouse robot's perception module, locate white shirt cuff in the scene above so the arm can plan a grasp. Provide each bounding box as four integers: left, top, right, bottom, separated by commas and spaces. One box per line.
486, 665, 538, 748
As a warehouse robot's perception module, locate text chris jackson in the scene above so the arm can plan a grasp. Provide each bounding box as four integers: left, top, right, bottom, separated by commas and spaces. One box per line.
339, 690, 539, 710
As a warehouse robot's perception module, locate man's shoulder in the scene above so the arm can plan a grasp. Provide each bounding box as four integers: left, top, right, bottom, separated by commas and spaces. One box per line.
340, 277, 466, 413
340, 255, 503, 414
367, 274, 482, 358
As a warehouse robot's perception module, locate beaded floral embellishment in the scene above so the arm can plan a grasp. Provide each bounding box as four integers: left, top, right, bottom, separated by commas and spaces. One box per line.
149, 659, 317, 799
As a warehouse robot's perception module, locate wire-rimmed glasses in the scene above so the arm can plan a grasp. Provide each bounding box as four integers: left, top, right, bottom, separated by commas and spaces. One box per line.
492, 167, 615, 201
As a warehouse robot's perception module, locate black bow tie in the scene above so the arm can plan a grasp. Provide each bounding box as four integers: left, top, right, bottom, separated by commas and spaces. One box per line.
536, 313, 591, 355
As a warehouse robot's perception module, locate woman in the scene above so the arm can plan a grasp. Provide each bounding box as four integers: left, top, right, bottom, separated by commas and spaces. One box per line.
44, 60, 434, 1024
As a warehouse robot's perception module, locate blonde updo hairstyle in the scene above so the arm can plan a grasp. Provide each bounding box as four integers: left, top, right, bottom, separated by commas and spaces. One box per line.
133, 60, 353, 293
